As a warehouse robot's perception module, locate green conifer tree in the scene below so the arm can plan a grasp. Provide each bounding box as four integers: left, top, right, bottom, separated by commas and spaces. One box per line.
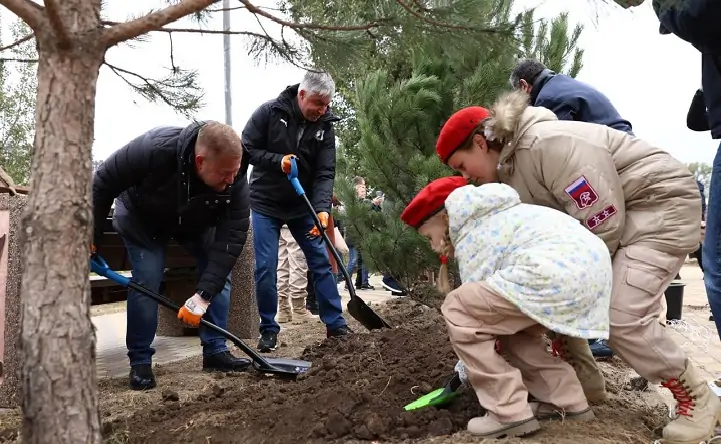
327, 5, 586, 296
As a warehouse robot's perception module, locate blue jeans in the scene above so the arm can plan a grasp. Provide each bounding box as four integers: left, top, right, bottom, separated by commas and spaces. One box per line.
113, 202, 231, 367
346, 247, 369, 287
252, 211, 347, 334
704, 140, 721, 339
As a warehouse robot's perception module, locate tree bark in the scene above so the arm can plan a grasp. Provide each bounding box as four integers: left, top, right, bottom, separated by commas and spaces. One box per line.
18, 1, 106, 442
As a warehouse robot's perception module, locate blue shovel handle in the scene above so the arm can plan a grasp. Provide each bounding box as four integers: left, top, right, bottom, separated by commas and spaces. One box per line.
90, 253, 130, 287
286, 157, 304, 196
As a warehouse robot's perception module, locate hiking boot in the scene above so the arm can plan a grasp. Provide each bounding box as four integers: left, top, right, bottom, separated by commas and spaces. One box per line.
467, 413, 540, 438
660, 359, 721, 444
203, 351, 252, 372
355, 283, 375, 290
529, 402, 595, 421
129, 364, 156, 391
551, 335, 608, 404
291, 298, 318, 325
327, 325, 354, 338
277, 296, 293, 323
257, 331, 278, 352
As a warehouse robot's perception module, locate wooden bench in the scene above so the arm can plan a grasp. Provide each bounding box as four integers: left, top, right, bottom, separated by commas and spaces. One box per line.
0, 190, 258, 408
91, 214, 205, 336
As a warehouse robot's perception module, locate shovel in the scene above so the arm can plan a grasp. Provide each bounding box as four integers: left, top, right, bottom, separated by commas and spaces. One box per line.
286, 157, 391, 330
90, 254, 312, 379
404, 372, 462, 411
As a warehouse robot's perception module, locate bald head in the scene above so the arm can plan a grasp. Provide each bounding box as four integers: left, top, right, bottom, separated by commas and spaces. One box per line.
194, 121, 243, 192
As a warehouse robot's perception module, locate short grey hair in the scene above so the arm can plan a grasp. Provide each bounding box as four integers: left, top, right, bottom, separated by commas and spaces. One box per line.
509, 59, 546, 89
299, 70, 335, 99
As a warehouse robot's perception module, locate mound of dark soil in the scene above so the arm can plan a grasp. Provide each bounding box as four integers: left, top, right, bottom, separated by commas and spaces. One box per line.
119, 298, 483, 443
109, 297, 667, 444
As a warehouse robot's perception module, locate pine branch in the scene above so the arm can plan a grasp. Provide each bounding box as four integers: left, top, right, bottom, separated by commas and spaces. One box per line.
44, 0, 71, 49
394, 0, 509, 34
0, 0, 44, 31
101, 20, 273, 38
238, 0, 394, 31
103, 60, 202, 117
102, 0, 218, 48
0, 56, 37, 63
0, 32, 34, 52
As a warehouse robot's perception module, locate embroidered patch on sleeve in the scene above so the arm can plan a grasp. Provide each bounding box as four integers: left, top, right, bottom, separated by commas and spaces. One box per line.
584, 204, 617, 230
564, 176, 599, 210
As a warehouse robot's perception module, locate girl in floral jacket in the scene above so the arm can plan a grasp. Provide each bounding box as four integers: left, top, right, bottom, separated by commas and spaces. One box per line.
400, 177, 612, 439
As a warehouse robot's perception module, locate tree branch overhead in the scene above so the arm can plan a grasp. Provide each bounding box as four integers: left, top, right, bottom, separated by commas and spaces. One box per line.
0, 0, 45, 31
101, 0, 218, 48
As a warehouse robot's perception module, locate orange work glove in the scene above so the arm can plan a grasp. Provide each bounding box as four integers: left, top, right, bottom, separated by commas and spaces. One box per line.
177, 293, 210, 327
281, 154, 297, 174
308, 212, 329, 238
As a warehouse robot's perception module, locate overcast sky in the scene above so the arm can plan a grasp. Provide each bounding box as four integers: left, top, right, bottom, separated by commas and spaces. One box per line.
87, 0, 718, 165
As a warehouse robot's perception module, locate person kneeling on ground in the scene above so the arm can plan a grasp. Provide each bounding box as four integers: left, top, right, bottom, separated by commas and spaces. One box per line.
437, 90, 721, 443
92, 121, 252, 391
400, 177, 612, 439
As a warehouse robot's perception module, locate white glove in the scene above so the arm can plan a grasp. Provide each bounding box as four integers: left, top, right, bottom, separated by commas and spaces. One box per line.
454, 359, 470, 388
177, 293, 210, 327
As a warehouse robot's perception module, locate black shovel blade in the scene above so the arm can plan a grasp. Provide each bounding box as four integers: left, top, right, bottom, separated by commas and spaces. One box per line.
348, 296, 391, 330
253, 357, 312, 379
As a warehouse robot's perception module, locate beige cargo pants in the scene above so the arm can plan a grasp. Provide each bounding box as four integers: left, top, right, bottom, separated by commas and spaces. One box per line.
277, 225, 309, 309
606, 244, 687, 381
441, 281, 589, 422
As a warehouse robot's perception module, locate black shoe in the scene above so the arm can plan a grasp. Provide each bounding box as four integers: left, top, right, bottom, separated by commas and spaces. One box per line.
327, 325, 354, 338
257, 331, 278, 352
589, 339, 614, 360
306, 297, 319, 315
355, 283, 375, 290
129, 364, 156, 391
203, 350, 252, 372
382, 275, 408, 296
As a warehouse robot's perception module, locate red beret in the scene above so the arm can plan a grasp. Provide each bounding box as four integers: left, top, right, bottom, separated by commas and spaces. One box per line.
436, 106, 490, 164
400, 176, 469, 229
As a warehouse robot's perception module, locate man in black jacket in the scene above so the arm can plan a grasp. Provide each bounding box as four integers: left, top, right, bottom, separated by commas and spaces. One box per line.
93, 121, 251, 390
242, 71, 351, 352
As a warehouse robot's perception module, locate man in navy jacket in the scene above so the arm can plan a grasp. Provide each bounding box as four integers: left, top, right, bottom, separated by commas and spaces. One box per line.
509, 59, 633, 134
241, 71, 351, 353
93, 121, 251, 390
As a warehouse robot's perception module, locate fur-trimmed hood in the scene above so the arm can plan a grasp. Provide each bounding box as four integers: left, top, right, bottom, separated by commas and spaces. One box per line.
483, 90, 558, 163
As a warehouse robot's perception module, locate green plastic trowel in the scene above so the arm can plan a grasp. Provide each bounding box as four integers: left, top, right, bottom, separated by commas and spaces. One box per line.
404, 372, 463, 411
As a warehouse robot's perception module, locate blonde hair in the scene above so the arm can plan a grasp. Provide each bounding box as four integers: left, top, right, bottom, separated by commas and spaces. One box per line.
436, 213, 454, 295
197, 121, 242, 159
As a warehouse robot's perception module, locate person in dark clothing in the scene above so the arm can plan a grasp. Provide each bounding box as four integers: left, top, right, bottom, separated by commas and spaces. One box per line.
650, 0, 721, 339
509, 59, 634, 134
92, 121, 251, 390
241, 70, 351, 353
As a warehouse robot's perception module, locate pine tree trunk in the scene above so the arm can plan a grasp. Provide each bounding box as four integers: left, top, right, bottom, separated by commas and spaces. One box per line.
19, 34, 105, 444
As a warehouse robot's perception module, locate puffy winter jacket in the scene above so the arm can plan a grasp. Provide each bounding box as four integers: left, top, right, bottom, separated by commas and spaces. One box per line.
489, 91, 701, 257
241, 84, 340, 220
93, 122, 250, 297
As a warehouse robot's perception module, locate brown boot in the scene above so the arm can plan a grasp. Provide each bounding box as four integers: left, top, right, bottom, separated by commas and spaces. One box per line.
551, 335, 608, 404
277, 296, 292, 324
291, 298, 318, 324
529, 402, 595, 421
660, 359, 721, 444
467, 412, 540, 438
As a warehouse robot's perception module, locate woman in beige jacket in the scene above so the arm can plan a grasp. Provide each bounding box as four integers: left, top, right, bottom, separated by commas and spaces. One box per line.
436, 89, 719, 444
